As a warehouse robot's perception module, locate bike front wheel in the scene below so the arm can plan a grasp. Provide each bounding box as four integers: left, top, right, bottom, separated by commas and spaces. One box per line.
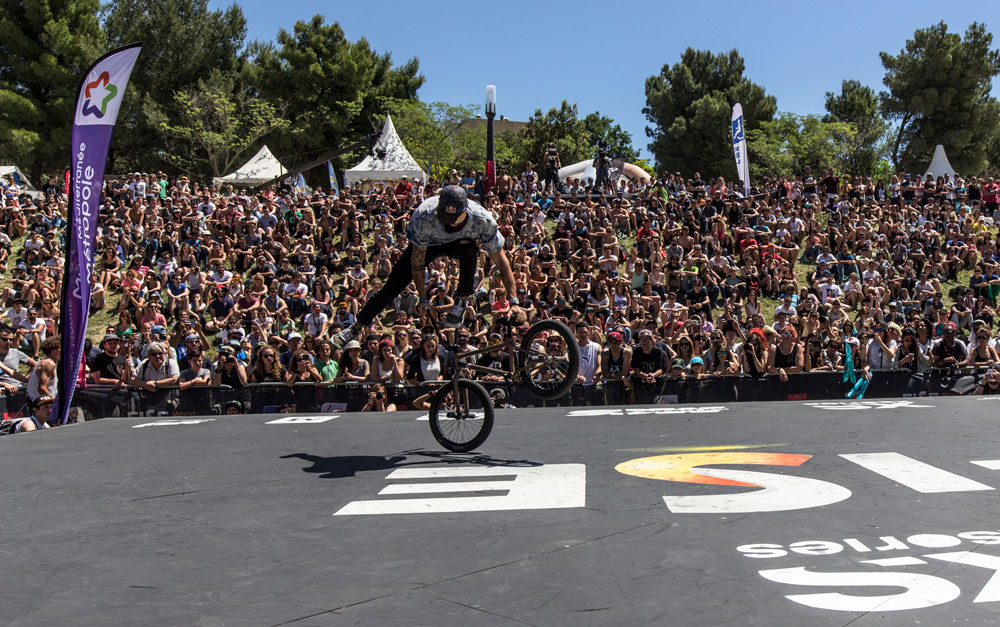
519, 319, 580, 400
428, 379, 495, 453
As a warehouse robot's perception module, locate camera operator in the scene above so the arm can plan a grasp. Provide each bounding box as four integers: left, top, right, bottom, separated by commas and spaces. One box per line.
361, 382, 396, 412
593, 144, 612, 192
213, 345, 247, 388
543, 143, 561, 192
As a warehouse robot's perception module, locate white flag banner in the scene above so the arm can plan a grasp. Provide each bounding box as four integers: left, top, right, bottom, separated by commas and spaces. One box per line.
731, 103, 751, 197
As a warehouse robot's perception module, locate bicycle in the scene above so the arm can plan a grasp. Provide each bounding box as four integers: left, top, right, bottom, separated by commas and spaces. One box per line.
426, 319, 580, 452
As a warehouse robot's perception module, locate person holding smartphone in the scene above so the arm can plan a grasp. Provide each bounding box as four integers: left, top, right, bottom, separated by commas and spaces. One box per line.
865, 322, 899, 371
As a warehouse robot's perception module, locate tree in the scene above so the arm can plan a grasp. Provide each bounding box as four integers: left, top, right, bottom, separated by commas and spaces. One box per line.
450, 126, 522, 175
880, 21, 1000, 174
747, 113, 855, 181
103, 0, 248, 173
148, 69, 288, 178
514, 101, 637, 172
644, 48, 776, 180
582, 112, 639, 162
0, 0, 103, 182
824, 80, 888, 176
252, 16, 423, 179
517, 101, 591, 170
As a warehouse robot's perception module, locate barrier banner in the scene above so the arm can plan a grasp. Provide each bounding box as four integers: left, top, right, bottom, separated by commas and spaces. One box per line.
66, 369, 997, 421
56, 43, 142, 426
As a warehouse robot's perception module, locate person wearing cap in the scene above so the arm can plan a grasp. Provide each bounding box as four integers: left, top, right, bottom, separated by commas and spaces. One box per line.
333, 185, 516, 348
178, 340, 214, 390
91, 333, 127, 386
3, 297, 28, 329
665, 357, 686, 380
687, 356, 709, 379
213, 344, 247, 388
335, 340, 370, 383
473, 333, 509, 382
0, 394, 54, 435
303, 303, 329, 339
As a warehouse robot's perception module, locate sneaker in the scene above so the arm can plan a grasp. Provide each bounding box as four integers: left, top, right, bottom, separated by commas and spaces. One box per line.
332, 324, 358, 349
443, 298, 467, 328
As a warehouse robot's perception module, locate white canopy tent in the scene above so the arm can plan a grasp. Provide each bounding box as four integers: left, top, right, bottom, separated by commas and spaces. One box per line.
213, 145, 288, 186
344, 115, 425, 186
0, 165, 38, 193
925, 144, 958, 180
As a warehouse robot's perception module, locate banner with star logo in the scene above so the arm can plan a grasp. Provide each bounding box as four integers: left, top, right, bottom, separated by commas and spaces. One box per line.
56, 43, 142, 426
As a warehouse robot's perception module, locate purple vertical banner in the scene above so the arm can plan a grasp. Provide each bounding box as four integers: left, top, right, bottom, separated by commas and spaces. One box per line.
56, 44, 142, 425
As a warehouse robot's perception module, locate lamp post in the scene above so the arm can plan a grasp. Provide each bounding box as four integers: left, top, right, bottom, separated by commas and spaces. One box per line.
485, 85, 496, 195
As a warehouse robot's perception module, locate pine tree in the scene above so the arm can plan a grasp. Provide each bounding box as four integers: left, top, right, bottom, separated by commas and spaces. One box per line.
880, 22, 1000, 174
0, 0, 103, 182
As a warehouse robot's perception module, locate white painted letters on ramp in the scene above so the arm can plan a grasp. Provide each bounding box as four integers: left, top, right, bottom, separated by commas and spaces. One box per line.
661, 468, 852, 514
758, 567, 961, 612
132, 419, 215, 428
334, 463, 585, 515
840, 452, 994, 493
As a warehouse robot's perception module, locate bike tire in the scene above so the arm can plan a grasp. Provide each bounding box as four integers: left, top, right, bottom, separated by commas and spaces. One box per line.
428, 379, 494, 453
518, 319, 580, 400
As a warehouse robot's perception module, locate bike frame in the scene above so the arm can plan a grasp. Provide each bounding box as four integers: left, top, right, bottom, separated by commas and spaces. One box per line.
450, 337, 521, 380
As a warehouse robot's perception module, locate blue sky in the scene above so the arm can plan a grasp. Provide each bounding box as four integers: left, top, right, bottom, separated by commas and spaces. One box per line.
215, 1, 1000, 159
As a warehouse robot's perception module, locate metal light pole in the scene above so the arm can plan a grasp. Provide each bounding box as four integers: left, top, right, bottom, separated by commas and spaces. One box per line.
485, 85, 496, 195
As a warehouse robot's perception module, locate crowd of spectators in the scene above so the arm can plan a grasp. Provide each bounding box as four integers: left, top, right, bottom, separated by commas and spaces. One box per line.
2, 155, 1000, 424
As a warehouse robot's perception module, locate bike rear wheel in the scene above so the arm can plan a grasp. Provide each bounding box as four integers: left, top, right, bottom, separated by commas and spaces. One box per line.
518, 319, 580, 400
428, 379, 494, 453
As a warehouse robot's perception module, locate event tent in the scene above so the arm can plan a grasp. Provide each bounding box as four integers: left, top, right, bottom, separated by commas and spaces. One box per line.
558, 158, 651, 186
925, 144, 958, 180
344, 115, 425, 185
213, 145, 287, 186
0, 165, 38, 194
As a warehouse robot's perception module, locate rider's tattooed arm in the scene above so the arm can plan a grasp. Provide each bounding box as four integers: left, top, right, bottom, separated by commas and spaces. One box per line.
411, 246, 428, 299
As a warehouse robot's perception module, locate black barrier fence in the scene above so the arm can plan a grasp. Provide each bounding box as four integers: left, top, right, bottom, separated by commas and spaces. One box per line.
50, 367, 1000, 419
